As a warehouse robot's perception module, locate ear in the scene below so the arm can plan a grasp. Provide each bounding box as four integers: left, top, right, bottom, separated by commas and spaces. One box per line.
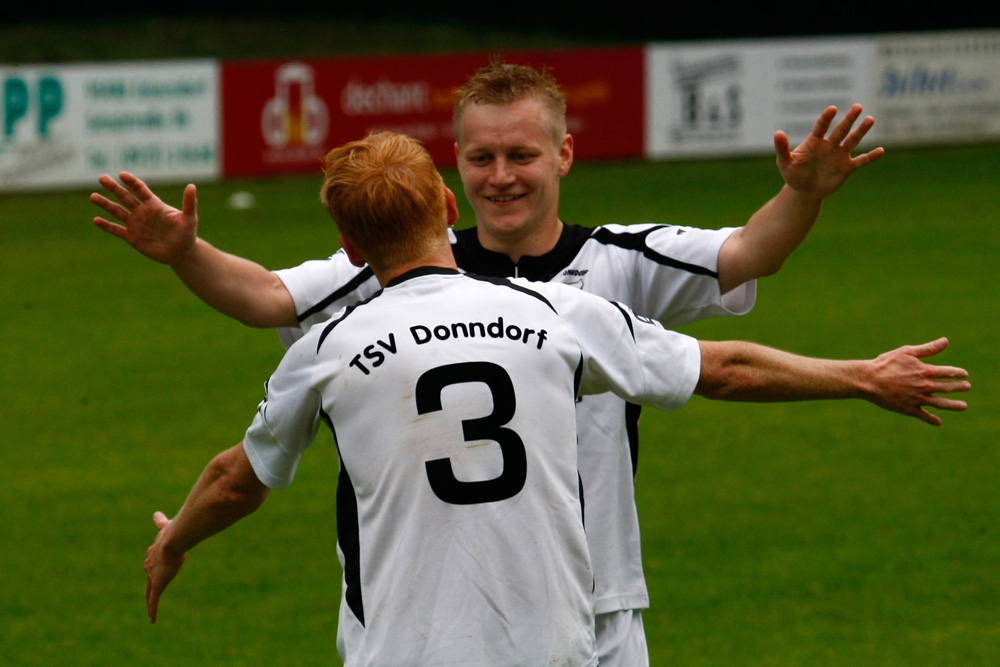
453, 141, 461, 164
444, 187, 459, 227
339, 234, 366, 267
558, 134, 574, 177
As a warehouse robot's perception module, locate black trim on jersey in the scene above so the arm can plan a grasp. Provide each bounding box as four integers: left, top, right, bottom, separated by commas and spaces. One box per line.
384, 265, 461, 287
323, 409, 365, 627
573, 354, 584, 398
316, 285, 390, 352
317, 305, 356, 352
297, 263, 377, 322
590, 226, 719, 278
464, 272, 558, 314
610, 302, 636, 341
626, 402, 642, 476
452, 224, 593, 282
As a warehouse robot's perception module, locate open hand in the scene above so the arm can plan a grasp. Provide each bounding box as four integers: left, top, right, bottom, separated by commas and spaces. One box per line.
867, 337, 970, 426
774, 104, 885, 200
144, 511, 187, 623
91, 172, 199, 266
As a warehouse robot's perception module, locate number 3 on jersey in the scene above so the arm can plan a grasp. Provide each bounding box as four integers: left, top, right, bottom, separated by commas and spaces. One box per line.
415, 362, 527, 505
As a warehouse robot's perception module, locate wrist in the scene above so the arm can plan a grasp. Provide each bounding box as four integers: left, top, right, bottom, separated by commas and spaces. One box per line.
780, 183, 825, 206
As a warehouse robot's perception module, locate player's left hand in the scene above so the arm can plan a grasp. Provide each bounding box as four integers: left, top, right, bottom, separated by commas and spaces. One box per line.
91, 171, 199, 266
866, 337, 970, 426
144, 511, 187, 623
774, 104, 884, 200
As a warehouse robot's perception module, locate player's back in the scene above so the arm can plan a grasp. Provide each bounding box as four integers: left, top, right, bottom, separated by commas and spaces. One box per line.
317, 268, 598, 667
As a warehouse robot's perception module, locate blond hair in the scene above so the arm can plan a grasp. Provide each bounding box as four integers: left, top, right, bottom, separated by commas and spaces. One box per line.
320, 131, 447, 271
453, 57, 567, 145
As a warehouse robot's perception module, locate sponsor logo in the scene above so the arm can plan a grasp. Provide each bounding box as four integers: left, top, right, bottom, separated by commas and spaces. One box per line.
340, 77, 430, 116
670, 55, 743, 143
880, 65, 989, 97
0, 73, 73, 182
261, 63, 329, 161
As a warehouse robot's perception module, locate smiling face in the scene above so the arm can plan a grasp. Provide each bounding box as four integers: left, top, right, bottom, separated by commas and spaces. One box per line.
454, 96, 574, 262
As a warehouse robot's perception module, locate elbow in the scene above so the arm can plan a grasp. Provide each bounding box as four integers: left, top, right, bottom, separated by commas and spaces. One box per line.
206, 451, 270, 513
696, 365, 755, 401
695, 342, 760, 401
744, 251, 787, 281
755, 258, 785, 279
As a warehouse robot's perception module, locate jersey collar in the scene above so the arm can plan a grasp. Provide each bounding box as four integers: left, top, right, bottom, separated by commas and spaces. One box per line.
452, 223, 593, 282
384, 266, 461, 288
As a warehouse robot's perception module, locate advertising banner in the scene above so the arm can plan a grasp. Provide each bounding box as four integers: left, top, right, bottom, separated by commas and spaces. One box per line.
0, 61, 219, 191
220, 48, 644, 178
873, 30, 1000, 145
645, 36, 874, 158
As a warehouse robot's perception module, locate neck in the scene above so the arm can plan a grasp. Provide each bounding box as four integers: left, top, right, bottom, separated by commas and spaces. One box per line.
374, 247, 458, 287
477, 219, 564, 264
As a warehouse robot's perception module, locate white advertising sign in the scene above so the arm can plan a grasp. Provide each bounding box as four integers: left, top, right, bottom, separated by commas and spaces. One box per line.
646, 36, 874, 158
0, 61, 219, 191
873, 30, 1000, 145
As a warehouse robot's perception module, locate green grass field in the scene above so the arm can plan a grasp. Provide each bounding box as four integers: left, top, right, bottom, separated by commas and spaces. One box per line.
1, 143, 997, 666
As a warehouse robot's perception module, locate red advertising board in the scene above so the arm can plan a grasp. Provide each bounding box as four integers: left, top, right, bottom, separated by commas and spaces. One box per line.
221, 48, 644, 178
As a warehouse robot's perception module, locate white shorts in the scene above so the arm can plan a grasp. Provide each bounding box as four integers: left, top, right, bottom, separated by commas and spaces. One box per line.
594, 608, 649, 667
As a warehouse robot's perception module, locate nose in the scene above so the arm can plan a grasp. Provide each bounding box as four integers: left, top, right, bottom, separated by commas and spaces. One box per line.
488, 158, 516, 187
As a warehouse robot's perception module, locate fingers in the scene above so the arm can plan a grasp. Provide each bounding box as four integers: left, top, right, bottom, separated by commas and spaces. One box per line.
924, 394, 969, 411
773, 130, 792, 167
119, 171, 156, 202
913, 410, 944, 427
851, 146, 885, 169
827, 103, 863, 144
92, 217, 128, 238
926, 366, 970, 381
97, 173, 142, 209
145, 566, 155, 623
145, 511, 171, 623
182, 184, 198, 220
146, 575, 161, 623
903, 337, 949, 359
910, 393, 968, 427
90, 192, 130, 222
809, 105, 839, 139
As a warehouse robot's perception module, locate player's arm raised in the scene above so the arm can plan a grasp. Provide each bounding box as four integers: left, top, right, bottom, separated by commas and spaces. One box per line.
717, 104, 885, 294
144, 442, 269, 623
695, 337, 969, 426
91, 172, 298, 328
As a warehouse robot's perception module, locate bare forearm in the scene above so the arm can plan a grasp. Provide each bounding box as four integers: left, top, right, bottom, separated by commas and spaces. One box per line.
696, 338, 970, 425
171, 238, 299, 328
717, 185, 822, 293
696, 340, 865, 402
160, 443, 269, 556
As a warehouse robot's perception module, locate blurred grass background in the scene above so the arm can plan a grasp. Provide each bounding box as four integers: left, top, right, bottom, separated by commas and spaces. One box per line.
2, 14, 998, 666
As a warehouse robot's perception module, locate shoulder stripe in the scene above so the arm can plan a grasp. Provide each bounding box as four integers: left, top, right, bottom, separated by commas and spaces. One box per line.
316, 306, 354, 352
315, 284, 384, 352
464, 273, 558, 314
298, 266, 377, 322
610, 301, 636, 341
590, 226, 719, 278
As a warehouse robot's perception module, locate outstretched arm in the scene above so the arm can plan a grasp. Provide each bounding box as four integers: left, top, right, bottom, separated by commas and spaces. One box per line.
91, 172, 298, 328
717, 104, 885, 293
144, 442, 270, 623
696, 337, 969, 426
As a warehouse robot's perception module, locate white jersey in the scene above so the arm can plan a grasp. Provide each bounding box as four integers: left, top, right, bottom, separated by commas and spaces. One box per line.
244, 268, 701, 667
276, 223, 755, 617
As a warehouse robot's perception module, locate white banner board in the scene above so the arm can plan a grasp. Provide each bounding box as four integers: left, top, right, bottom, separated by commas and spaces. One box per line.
872, 30, 1000, 146
645, 36, 875, 159
0, 61, 219, 191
